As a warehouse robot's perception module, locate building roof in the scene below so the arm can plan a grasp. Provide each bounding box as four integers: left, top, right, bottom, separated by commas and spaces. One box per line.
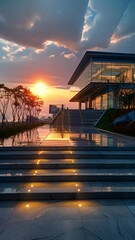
68, 51, 135, 85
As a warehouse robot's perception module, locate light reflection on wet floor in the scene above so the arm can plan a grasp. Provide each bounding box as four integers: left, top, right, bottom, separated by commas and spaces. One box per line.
0, 124, 135, 147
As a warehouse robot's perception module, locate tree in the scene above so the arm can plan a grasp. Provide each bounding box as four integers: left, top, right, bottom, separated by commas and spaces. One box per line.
119, 89, 135, 109
0, 84, 11, 127
0, 83, 44, 126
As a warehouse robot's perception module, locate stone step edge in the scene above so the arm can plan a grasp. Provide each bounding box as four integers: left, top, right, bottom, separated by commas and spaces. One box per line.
0, 146, 135, 151
1, 175, 135, 182
0, 191, 135, 200
1, 163, 135, 169
1, 154, 135, 159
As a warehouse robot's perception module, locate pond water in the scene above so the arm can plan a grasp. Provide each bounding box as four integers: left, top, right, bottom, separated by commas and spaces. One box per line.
0, 124, 135, 147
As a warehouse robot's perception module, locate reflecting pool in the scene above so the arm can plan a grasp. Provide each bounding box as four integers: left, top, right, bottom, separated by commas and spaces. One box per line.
0, 124, 135, 147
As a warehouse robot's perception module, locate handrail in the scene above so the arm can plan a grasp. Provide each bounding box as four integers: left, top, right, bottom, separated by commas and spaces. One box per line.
50, 108, 63, 126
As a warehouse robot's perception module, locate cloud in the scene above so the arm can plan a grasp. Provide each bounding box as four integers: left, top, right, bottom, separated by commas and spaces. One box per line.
0, 42, 82, 86
0, 0, 134, 53
52, 85, 69, 90
0, 39, 28, 61
34, 49, 44, 54
79, 0, 131, 50
0, 0, 135, 92
108, 32, 135, 53
2, 45, 10, 52
112, 0, 135, 40
0, 0, 89, 49
64, 53, 76, 59
49, 55, 55, 58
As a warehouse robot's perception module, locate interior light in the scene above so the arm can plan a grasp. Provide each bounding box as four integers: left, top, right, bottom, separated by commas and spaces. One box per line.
78, 204, 82, 207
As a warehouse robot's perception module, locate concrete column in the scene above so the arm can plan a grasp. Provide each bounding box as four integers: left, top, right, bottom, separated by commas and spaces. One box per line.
107, 86, 113, 109
79, 102, 82, 110
88, 97, 92, 109
85, 100, 88, 109
100, 95, 103, 109
107, 92, 110, 109
113, 90, 119, 109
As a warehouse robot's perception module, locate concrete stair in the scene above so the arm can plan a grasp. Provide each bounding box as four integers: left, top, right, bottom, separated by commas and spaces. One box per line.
51, 109, 105, 129
80, 109, 105, 126
0, 146, 135, 200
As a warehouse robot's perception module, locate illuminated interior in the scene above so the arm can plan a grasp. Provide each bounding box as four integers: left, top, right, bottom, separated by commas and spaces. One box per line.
69, 52, 135, 109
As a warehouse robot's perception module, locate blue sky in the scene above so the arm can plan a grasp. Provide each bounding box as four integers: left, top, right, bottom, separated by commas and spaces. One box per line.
0, 0, 135, 113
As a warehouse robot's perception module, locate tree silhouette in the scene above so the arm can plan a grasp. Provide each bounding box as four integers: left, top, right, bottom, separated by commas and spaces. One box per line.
0, 84, 11, 127
0, 84, 44, 126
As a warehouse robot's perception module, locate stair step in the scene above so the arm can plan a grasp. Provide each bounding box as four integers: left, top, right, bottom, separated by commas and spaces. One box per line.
1, 158, 135, 163
1, 159, 135, 169
0, 146, 135, 151
2, 168, 135, 174
1, 181, 135, 200
0, 150, 135, 159
0, 145, 135, 200
0, 169, 135, 182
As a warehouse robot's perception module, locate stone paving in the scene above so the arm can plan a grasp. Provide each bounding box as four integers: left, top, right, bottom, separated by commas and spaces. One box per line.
1, 200, 135, 240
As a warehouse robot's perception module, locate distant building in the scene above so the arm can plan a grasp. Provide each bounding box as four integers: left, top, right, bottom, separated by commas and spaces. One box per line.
68, 51, 135, 109
49, 105, 59, 114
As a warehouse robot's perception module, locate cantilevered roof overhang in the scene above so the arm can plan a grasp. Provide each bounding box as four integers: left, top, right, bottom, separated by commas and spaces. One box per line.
69, 82, 135, 102
68, 51, 135, 86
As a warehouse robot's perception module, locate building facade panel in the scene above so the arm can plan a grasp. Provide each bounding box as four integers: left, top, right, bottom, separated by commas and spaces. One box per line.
68, 52, 135, 110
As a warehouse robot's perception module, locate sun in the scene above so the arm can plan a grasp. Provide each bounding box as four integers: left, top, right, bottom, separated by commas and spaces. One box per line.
31, 82, 48, 97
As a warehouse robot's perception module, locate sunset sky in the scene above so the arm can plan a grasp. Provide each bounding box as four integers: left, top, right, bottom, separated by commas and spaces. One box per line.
0, 0, 135, 115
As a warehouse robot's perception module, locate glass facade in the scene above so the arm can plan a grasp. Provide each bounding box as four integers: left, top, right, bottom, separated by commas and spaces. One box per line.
70, 58, 135, 109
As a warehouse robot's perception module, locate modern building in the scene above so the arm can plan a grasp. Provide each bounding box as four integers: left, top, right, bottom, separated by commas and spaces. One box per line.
68, 51, 135, 110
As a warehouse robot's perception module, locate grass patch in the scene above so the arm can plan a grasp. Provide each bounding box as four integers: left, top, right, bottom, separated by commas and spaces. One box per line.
96, 109, 113, 131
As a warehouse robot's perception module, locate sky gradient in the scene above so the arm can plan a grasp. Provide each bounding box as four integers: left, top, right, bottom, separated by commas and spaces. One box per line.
0, 0, 135, 114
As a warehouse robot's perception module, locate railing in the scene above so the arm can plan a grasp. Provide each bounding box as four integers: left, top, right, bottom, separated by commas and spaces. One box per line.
50, 108, 63, 126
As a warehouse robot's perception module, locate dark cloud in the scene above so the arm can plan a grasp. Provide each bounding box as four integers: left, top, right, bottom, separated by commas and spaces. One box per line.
113, 0, 135, 39
79, 0, 131, 50
0, 0, 88, 49
0, 0, 135, 89
0, 0, 134, 52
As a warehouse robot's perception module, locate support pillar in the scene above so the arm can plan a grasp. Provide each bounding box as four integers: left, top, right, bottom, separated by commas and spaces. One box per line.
107, 86, 113, 109
100, 95, 104, 109
113, 90, 119, 109
85, 100, 88, 109
79, 102, 82, 110
107, 92, 110, 109
88, 96, 92, 109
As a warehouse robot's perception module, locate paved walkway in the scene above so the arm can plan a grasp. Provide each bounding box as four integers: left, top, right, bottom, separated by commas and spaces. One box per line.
1, 200, 135, 240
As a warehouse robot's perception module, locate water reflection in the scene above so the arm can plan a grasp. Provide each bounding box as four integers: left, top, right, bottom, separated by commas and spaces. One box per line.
0, 125, 50, 146
47, 126, 133, 147
0, 124, 135, 147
